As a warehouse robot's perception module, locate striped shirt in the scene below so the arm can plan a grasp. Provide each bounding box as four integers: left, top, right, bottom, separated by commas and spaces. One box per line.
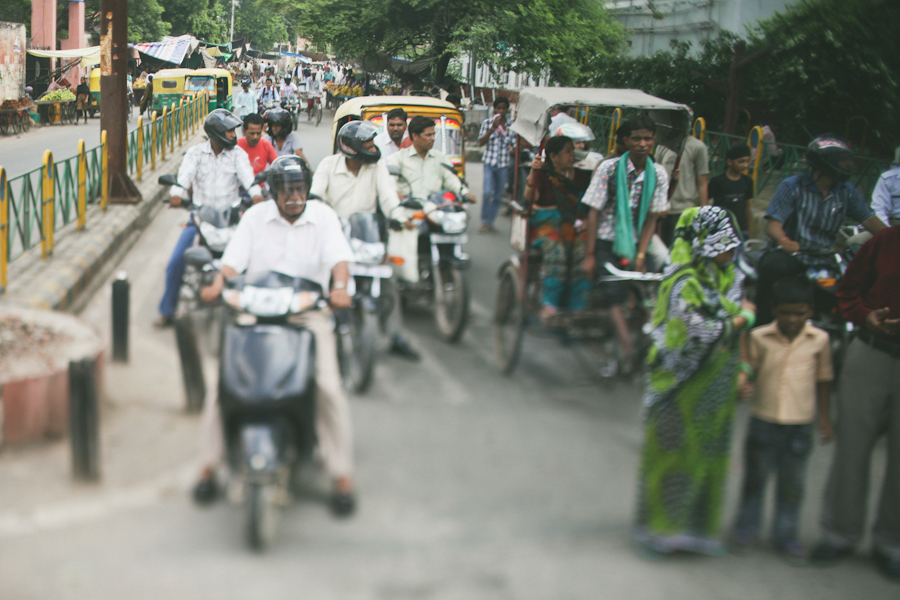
172, 141, 261, 210
765, 173, 874, 267
478, 117, 517, 168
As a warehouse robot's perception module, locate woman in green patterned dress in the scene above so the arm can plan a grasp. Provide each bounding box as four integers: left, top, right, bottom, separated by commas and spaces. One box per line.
634, 205, 756, 556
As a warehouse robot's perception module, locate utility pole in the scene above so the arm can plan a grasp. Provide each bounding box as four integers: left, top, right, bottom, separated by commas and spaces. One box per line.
100, 0, 140, 202
229, 0, 236, 43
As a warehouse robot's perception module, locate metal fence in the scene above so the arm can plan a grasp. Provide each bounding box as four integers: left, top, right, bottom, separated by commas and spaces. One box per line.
0, 93, 208, 293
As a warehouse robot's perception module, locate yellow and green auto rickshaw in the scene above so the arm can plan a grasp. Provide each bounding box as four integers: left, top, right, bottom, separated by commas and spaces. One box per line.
192, 68, 233, 112
331, 96, 466, 176
150, 68, 194, 114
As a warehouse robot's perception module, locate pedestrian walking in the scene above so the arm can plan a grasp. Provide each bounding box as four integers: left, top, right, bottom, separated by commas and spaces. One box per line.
656, 132, 710, 247
477, 96, 516, 232
634, 205, 754, 557
730, 276, 834, 564
810, 225, 900, 582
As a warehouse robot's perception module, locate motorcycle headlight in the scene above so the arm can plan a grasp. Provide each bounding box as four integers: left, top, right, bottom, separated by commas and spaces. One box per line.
428, 209, 468, 234
239, 286, 294, 316
351, 238, 386, 264
290, 290, 321, 313
198, 221, 234, 251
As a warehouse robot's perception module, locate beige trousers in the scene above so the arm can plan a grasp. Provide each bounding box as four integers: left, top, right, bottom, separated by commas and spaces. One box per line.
200, 309, 354, 479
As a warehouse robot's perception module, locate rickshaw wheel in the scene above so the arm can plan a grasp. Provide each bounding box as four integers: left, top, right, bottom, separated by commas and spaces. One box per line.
494, 262, 524, 374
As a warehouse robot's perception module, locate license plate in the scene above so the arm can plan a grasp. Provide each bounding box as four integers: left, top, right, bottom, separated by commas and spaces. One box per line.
349, 264, 393, 278
431, 234, 467, 244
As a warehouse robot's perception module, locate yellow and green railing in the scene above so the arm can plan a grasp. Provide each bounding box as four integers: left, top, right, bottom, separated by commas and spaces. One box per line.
1, 92, 208, 293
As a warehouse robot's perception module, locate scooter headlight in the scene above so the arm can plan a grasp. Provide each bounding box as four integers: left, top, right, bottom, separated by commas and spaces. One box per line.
427, 209, 468, 234
289, 290, 321, 313
240, 286, 295, 316
351, 238, 386, 264
198, 221, 235, 251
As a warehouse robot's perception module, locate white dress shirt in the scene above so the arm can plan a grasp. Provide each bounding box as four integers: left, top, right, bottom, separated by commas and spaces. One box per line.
172, 141, 261, 210
310, 154, 399, 219
281, 82, 298, 99
234, 89, 255, 117
256, 85, 280, 103
221, 199, 353, 293
386, 146, 466, 198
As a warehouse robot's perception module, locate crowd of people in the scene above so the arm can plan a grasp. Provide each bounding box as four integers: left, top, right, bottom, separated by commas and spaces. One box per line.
155, 82, 899, 582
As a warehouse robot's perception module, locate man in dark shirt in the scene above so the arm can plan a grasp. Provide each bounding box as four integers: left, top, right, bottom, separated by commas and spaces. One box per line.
708, 144, 754, 237
811, 225, 900, 581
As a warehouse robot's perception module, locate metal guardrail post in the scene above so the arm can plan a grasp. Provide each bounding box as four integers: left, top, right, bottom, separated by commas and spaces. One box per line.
111, 271, 129, 362
161, 107, 168, 162
693, 117, 706, 142
0, 167, 6, 293
69, 356, 101, 481
169, 108, 175, 154
41, 150, 54, 259
749, 126, 764, 196
100, 130, 109, 211
607, 108, 622, 157
151, 111, 157, 171
77, 140, 87, 229
178, 100, 184, 147
136, 116, 143, 181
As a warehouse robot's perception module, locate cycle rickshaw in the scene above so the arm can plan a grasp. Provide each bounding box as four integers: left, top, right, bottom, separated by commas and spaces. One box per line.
493, 87, 693, 377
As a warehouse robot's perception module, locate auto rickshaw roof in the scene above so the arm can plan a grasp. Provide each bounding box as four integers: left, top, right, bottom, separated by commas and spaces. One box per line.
154, 68, 195, 78
334, 95, 459, 122
192, 68, 232, 78
512, 87, 693, 151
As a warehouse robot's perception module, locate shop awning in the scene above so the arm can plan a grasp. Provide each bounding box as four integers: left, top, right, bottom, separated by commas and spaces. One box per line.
27, 46, 101, 68
130, 35, 198, 65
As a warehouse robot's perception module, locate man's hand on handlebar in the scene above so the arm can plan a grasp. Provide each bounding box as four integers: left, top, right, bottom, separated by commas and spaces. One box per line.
779, 238, 800, 253
463, 192, 477, 204
169, 195, 183, 208
251, 195, 264, 204
200, 272, 225, 303
330, 288, 351, 309
582, 254, 596, 279
866, 307, 900, 337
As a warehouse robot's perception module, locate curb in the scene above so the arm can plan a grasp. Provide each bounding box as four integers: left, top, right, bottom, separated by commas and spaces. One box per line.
1, 132, 204, 314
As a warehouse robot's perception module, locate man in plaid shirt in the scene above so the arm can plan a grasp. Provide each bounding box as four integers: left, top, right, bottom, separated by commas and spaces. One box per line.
477, 96, 517, 232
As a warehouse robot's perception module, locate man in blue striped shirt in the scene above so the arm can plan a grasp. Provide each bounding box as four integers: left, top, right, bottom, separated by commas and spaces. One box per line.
757, 136, 887, 325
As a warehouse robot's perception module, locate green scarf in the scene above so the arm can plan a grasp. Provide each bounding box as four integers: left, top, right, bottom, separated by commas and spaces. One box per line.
612, 152, 656, 261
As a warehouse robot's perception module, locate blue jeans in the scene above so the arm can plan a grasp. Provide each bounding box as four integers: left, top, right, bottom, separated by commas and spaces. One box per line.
158, 225, 197, 318
733, 417, 813, 545
481, 164, 509, 227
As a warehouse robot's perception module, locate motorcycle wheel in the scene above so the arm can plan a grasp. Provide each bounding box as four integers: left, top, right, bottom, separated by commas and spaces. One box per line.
246, 483, 278, 551
174, 314, 206, 413
434, 266, 470, 343
339, 304, 377, 394
494, 263, 524, 374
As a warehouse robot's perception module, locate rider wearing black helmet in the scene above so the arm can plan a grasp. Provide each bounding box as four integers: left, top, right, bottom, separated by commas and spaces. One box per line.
155, 109, 262, 328
756, 135, 887, 325
264, 107, 309, 163
310, 120, 420, 360
197, 154, 359, 516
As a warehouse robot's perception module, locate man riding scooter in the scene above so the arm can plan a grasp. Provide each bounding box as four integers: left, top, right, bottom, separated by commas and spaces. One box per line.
155, 109, 262, 328
196, 155, 358, 516
311, 120, 420, 360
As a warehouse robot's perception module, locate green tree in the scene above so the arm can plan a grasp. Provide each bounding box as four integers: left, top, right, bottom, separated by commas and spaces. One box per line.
158, 0, 228, 42
127, 0, 172, 42
266, 0, 624, 84
233, 0, 289, 51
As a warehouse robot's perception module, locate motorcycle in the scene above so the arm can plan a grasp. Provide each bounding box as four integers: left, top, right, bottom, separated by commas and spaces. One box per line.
212, 269, 325, 550
158, 173, 262, 411
336, 212, 393, 393
387, 172, 473, 342
282, 96, 301, 129
258, 97, 278, 115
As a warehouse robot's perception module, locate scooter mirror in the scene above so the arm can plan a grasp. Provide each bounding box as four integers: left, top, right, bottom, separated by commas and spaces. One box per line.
400, 198, 424, 210
253, 171, 268, 185
158, 174, 177, 186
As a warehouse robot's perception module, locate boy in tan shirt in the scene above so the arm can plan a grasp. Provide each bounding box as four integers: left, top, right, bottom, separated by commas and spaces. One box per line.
731, 276, 834, 563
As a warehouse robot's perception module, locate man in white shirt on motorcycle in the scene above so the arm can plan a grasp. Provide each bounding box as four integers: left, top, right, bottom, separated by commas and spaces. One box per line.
256, 77, 280, 112
280, 75, 297, 102
311, 121, 421, 360
156, 109, 263, 328
197, 155, 358, 517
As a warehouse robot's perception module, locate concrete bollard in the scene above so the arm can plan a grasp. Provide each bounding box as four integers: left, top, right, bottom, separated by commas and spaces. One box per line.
69, 357, 100, 481
111, 271, 129, 362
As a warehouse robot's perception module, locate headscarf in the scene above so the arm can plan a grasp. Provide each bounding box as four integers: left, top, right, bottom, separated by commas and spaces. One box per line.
651, 206, 743, 328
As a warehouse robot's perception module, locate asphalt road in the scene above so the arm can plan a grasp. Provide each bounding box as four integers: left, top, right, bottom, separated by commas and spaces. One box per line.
0, 111, 894, 599
0, 110, 141, 180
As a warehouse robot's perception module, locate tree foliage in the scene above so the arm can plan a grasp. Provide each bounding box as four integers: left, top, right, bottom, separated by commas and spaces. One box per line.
158, 0, 227, 42
589, 0, 900, 155
233, 0, 289, 52
266, 0, 624, 84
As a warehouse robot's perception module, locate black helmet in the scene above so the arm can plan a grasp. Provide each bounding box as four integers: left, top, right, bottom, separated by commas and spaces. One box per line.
806, 135, 855, 182
338, 120, 381, 164
204, 108, 241, 150
267, 155, 312, 197
264, 107, 293, 138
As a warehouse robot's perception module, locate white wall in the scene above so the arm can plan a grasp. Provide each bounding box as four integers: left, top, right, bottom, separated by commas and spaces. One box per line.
0, 21, 26, 102
610, 0, 797, 56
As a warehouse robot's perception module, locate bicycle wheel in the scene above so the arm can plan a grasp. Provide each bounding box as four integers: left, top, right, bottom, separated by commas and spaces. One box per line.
494, 262, 524, 374
315, 102, 322, 126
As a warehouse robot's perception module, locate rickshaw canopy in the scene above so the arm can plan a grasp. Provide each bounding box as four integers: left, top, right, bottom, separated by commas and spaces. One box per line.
152, 68, 194, 95
512, 87, 693, 154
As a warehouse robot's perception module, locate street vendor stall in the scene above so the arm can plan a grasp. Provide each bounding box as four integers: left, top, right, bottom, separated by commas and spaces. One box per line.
34, 89, 77, 125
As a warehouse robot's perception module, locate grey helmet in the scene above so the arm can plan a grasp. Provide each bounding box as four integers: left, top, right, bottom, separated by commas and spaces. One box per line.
264, 107, 293, 138
338, 120, 381, 164
204, 109, 241, 151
